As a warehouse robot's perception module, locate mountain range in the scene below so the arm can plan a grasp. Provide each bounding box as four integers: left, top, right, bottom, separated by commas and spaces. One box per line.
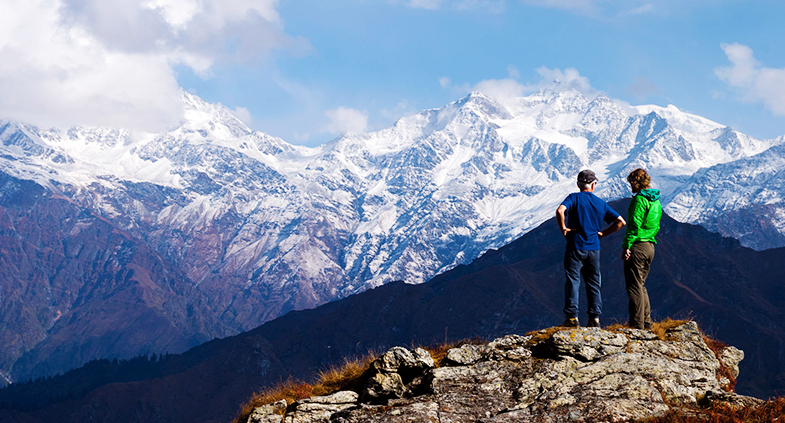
1, 200, 784, 423
1, 83, 785, 385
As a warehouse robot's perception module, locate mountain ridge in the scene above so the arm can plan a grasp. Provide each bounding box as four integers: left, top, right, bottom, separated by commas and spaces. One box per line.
3, 200, 785, 423
2, 85, 785, 385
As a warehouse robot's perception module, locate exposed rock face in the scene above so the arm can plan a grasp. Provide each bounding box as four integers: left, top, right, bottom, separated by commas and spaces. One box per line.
249, 322, 758, 423
362, 347, 434, 401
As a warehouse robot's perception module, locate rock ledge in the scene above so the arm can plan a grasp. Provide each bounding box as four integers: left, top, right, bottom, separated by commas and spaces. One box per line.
248, 322, 759, 423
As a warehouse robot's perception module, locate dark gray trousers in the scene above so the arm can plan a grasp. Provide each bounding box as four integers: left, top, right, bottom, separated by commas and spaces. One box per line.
623, 241, 655, 329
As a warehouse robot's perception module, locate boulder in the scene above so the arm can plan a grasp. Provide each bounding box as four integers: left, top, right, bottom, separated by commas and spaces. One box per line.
361, 347, 434, 401
283, 391, 358, 423
247, 399, 287, 423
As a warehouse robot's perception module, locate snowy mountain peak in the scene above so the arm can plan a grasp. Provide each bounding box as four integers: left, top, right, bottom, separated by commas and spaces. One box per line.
633, 103, 724, 134
2, 88, 785, 341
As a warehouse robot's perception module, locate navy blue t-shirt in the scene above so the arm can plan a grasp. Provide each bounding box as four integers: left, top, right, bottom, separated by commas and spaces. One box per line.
560, 191, 620, 250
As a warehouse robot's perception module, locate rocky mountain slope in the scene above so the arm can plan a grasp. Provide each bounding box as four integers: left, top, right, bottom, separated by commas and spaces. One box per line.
2, 85, 784, 385
666, 140, 785, 250
248, 322, 758, 423
0, 172, 225, 385
2, 201, 785, 423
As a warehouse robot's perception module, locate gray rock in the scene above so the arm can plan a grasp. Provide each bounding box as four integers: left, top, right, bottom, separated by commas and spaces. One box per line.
247, 399, 287, 423
549, 328, 627, 361
362, 347, 435, 401
283, 391, 358, 423
704, 390, 764, 408
372, 347, 434, 374
487, 334, 532, 361
445, 344, 485, 366
719, 346, 744, 379
363, 372, 407, 400
332, 400, 440, 422
272, 322, 763, 423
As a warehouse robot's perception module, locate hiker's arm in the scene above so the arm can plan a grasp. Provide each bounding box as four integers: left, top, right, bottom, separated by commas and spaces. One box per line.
556, 205, 571, 238
598, 216, 626, 239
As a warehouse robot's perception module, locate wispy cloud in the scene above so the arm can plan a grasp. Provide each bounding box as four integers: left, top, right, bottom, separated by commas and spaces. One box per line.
715, 43, 785, 116
381, 100, 420, 121
534, 67, 595, 94
323, 107, 369, 135
0, 0, 308, 131
520, 0, 598, 15
407, 0, 443, 10
625, 75, 662, 101
397, 0, 505, 12
519, 0, 655, 18
439, 65, 597, 104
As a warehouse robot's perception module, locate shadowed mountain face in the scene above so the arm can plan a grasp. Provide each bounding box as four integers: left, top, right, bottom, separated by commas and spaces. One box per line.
2, 199, 784, 423
0, 172, 226, 384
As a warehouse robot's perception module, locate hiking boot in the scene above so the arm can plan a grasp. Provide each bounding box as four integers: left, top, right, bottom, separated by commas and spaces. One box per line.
561, 317, 579, 327
644, 322, 653, 330
587, 317, 601, 328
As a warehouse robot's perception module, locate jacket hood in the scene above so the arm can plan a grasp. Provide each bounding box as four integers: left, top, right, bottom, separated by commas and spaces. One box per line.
639, 189, 660, 201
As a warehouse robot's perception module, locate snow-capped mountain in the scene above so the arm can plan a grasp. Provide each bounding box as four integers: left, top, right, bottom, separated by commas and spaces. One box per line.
665, 140, 785, 250
1, 84, 784, 382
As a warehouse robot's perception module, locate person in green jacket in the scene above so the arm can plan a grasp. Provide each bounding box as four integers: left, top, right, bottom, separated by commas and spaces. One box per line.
622, 168, 662, 330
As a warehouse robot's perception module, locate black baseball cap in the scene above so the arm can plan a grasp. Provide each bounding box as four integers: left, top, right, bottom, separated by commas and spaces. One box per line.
577, 169, 598, 183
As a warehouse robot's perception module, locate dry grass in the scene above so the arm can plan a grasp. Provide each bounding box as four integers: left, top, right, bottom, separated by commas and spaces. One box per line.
230, 352, 378, 423
602, 318, 691, 340
650, 318, 691, 340
640, 397, 785, 422
525, 326, 562, 344
230, 337, 491, 423
702, 336, 737, 392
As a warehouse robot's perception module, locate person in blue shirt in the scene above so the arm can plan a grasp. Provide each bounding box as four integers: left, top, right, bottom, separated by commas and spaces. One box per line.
555, 169, 626, 328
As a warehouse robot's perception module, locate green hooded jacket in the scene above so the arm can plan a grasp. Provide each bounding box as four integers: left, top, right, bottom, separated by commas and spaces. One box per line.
622, 188, 662, 249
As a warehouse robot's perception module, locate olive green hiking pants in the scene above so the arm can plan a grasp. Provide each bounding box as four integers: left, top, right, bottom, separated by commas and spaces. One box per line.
624, 241, 655, 329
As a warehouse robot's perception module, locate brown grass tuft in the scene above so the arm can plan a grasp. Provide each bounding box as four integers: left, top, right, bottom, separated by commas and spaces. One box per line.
230, 352, 378, 423
702, 336, 737, 392
650, 318, 691, 340
525, 326, 562, 345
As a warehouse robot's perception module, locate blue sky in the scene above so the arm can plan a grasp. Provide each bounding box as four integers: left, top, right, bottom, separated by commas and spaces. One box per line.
1, 0, 784, 146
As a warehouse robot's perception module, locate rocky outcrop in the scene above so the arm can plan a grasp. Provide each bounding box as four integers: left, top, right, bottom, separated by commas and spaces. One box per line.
248, 322, 759, 423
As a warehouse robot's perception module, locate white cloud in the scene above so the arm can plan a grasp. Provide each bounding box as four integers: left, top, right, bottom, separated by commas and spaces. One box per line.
441, 66, 597, 105
715, 43, 785, 116
231, 106, 253, 126
507, 65, 521, 79
323, 107, 369, 135
534, 66, 596, 95
0, 0, 305, 131
473, 79, 531, 103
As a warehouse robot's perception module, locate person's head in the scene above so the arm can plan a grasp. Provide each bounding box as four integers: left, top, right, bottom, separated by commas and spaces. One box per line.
577, 169, 597, 192
627, 168, 651, 193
